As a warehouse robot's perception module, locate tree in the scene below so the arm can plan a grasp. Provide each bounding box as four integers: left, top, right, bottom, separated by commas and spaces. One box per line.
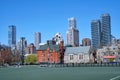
93, 50, 97, 63
25, 54, 37, 64
0, 48, 12, 65
11, 50, 21, 64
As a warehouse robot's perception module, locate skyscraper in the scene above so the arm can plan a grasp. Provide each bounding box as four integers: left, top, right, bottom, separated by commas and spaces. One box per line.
66, 17, 79, 46
68, 17, 76, 28
101, 13, 111, 46
8, 25, 16, 47
34, 32, 41, 50
17, 37, 27, 52
91, 20, 101, 49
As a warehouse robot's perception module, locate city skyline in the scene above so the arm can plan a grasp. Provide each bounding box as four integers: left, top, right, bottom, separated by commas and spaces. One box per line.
0, 0, 120, 45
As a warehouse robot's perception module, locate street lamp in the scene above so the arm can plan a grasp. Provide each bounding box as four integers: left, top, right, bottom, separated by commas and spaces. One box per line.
21, 37, 25, 65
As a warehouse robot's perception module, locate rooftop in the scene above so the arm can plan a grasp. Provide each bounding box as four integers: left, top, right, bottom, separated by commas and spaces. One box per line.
65, 46, 91, 54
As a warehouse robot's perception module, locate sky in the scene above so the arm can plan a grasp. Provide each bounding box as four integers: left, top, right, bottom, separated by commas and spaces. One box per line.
0, 0, 120, 45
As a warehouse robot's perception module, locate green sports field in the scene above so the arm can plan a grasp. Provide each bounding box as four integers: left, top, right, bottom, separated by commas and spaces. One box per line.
0, 65, 120, 80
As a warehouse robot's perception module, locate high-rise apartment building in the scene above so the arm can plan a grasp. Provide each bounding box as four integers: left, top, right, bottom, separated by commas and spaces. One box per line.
8, 25, 16, 48
66, 17, 79, 46
91, 13, 111, 49
91, 20, 101, 49
34, 32, 41, 50
17, 37, 27, 53
101, 13, 111, 46
82, 38, 91, 46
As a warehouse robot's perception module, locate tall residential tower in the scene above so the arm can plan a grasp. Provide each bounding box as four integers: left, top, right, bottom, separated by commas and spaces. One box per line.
34, 32, 41, 50
101, 13, 111, 46
8, 25, 16, 48
91, 13, 111, 49
17, 37, 27, 53
91, 20, 101, 49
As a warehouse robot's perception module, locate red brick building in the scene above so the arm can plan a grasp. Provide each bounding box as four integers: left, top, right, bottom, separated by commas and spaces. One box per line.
82, 38, 91, 46
37, 41, 64, 64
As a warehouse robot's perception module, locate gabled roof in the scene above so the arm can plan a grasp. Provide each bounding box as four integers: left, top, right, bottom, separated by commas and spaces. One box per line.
65, 46, 91, 54
38, 44, 60, 52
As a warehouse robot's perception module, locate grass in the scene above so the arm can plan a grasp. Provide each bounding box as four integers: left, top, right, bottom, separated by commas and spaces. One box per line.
0, 65, 120, 80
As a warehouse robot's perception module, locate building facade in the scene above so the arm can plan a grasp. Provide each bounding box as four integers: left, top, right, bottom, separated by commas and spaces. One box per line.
17, 37, 27, 55
91, 20, 101, 49
66, 17, 79, 46
26, 43, 36, 54
37, 41, 64, 64
8, 25, 16, 48
82, 38, 91, 46
64, 46, 93, 63
97, 45, 120, 63
34, 32, 41, 50
101, 13, 111, 46
68, 17, 76, 28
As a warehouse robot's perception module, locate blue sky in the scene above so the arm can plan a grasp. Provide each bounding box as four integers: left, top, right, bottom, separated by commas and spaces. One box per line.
0, 0, 120, 45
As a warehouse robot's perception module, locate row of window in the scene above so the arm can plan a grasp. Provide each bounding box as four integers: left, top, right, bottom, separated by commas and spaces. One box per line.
70, 55, 84, 60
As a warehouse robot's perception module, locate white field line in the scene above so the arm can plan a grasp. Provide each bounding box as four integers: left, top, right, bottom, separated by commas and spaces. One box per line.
110, 76, 120, 80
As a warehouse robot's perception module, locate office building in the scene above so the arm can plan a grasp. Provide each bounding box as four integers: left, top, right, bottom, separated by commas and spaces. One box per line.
17, 37, 27, 52
34, 32, 41, 50
68, 17, 76, 28
66, 17, 79, 46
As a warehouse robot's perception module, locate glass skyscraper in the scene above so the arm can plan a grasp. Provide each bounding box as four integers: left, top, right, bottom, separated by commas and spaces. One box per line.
101, 13, 111, 46
34, 32, 41, 50
8, 25, 16, 47
67, 17, 79, 46
91, 20, 101, 49
91, 13, 111, 49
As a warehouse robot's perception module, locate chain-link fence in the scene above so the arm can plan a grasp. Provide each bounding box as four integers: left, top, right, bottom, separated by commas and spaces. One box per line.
45, 63, 120, 67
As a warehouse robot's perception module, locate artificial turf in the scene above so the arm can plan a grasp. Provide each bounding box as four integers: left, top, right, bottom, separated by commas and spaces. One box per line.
0, 65, 120, 80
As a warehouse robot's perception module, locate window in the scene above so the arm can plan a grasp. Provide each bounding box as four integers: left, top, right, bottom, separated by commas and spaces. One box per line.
113, 48, 115, 50
113, 52, 115, 54
79, 55, 83, 60
118, 52, 120, 55
82, 55, 84, 59
42, 58, 45, 62
42, 53, 45, 57
70, 55, 73, 60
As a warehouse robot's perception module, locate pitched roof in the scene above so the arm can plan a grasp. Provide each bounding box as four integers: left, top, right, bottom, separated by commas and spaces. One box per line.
38, 44, 60, 52
65, 46, 91, 54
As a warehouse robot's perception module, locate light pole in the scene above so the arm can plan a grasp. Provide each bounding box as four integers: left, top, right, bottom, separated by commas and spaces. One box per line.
21, 37, 25, 65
